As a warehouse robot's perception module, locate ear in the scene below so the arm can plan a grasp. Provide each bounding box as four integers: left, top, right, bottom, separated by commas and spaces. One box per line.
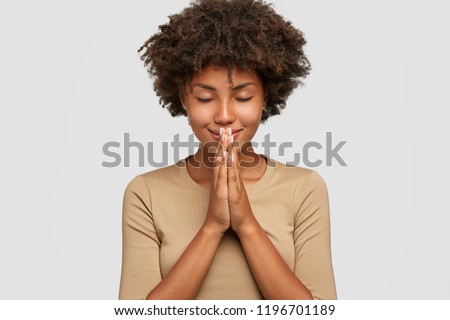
263, 92, 269, 105
179, 93, 188, 112
179, 93, 185, 107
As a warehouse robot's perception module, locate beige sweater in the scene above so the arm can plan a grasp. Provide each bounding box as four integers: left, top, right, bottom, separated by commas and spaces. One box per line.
119, 155, 337, 300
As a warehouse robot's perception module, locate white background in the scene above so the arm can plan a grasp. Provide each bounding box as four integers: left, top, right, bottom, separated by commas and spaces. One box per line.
0, 0, 449, 299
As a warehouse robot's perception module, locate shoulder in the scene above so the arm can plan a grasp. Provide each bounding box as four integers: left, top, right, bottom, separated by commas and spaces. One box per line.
140, 162, 181, 185
270, 160, 331, 223
126, 162, 181, 189
122, 163, 183, 216
123, 161, 185, 204
269, 158, 327, 192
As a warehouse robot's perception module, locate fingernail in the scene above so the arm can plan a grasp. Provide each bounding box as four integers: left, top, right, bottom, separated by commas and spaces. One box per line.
230, 135, 234, 144
219, 128, 224, 136
227, 128, 232, 135
222, 134, 225, 141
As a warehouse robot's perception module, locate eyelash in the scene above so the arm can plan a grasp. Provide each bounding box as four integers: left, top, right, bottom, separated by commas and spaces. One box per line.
196, 97, 253, 103
197, 98, 213, 103
236, 97, 253, 102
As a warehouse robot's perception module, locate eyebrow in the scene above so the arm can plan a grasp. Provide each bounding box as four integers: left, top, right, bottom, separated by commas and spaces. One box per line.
191, 82, 256, 91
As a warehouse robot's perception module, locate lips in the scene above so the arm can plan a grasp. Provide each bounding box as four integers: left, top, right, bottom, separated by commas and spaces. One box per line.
208, 129, 242, 135
208, 128, 242, 141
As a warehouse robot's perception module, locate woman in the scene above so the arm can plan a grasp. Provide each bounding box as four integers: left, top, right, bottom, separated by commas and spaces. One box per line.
119, 0, 336, 300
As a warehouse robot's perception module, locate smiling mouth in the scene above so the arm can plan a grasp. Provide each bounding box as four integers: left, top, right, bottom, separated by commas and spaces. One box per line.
208, 129, 242, 141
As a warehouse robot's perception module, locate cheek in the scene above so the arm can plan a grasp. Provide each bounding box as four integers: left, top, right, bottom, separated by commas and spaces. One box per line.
189, 109, 214, 125
238, 108, 263, 125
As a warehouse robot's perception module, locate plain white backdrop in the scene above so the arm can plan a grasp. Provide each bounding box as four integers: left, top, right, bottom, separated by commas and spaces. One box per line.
0, 0, 449, 299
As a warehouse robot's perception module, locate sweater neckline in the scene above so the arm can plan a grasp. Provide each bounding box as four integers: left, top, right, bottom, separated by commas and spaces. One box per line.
177, 154, 275, 194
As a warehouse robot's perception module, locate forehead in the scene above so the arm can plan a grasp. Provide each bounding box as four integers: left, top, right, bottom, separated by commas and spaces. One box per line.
190, 64, 262, 88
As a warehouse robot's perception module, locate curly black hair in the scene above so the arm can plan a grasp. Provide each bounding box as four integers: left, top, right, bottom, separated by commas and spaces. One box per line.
138, 0, 311, 123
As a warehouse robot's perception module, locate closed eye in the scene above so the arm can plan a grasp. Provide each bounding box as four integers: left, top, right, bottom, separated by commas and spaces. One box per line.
235, 97, 253, 102
197, 97, 213, 103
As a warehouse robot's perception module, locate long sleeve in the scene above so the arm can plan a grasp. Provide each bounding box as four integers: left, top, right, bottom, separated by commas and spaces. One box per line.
119, 175, 161, 300
293, 170, 337, 300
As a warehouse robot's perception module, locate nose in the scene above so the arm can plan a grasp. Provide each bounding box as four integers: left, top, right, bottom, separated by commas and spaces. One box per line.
214, 100, 236, 125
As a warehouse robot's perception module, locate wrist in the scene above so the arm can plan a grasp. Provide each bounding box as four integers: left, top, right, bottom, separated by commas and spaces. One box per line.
202, 219, 229, 237
233, 218, 260, 238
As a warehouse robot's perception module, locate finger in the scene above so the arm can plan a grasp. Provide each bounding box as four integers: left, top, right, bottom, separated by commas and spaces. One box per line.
228, 143, 242, 196
211, 129, 225, 184
227, 147, 237, 185
217, 130, 228, 190
232, 146, 242, 189
227, 131, 234, 168
220, 128, 229, 154
211, 135, 224, 185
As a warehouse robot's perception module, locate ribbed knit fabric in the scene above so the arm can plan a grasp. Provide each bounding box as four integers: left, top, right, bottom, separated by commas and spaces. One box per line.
119, 155, 336, 300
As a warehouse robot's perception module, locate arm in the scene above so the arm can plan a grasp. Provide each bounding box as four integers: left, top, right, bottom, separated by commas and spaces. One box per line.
119, 175, 162, 299
227, 147, 312, 299
120, 139, 231, 299
228, 146, 336, 299
118, 175, 227, 300
292, 171, 337, 300
237, 171, 337, 300
236, 220, 313, 299
145, 223, 224, 299
146, 137, 233, 299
